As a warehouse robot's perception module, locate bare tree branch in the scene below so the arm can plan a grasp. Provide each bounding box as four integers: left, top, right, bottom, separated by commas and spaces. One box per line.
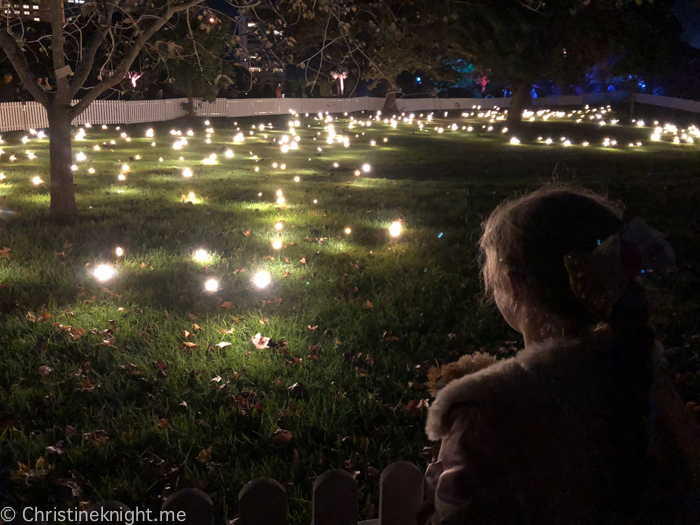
69, 3, 116, 97
0, 30, 51, 106
71, 0, 205, 116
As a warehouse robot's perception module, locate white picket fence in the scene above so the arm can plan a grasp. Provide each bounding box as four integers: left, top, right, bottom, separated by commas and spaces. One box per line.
1, 92, 698, 132
68, 461, 424, 525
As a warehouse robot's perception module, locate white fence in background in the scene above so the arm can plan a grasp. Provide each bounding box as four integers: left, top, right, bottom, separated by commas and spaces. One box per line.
0, 93, 698, 132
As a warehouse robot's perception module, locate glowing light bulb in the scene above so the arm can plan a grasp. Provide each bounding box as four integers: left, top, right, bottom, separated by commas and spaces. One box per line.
389, 221, 402, 237
362, 163, 371, 173
294, 176, 300, 182
344, 227, 352, 235
354, 170, 361, 176
93, 264, 116, 282
71, 165, 78, 171
272, 239, 282, 250
193, 249, 209, 262
252, 270, 271, 289
182, 168, 193, 178
122, 164, 129, 172
204, 278, 219, 292
88, 168, 95, 174
118, 174, 126, 181
115, 247, 124, 257
275, 222, 284, 231
76, 152, 86, 161
277, 196, 285, 205
313, 199, 318, 204
510, 137, 520, 145
32, 176, 43, 185
225, 149, 234, 158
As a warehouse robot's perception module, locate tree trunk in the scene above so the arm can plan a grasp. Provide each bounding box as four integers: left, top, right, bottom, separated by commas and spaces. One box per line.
48, 108, 78, 221
629, 82, 636, 117
381, 78, 398, 114
185, 96, 196, 118
507, 82, 532, 128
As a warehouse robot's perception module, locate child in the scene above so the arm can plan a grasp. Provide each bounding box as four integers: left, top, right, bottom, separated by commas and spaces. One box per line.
420, 187, 700, 524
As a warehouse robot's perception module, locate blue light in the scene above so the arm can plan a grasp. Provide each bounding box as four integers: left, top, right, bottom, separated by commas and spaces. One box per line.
416, 76, 421, 82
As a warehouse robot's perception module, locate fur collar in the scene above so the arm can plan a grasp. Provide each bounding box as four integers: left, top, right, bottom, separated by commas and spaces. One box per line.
426, 338, 579, 441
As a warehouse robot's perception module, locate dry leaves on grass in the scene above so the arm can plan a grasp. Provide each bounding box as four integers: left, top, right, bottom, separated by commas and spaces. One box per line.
363, 300, 374, 310
251, 333, 270, 349
179, 341, 198, 352
26, 308, 51, 323
272, 428, 294, 447
12, 457, 52, 481
197, 447, 212, 465
220, 301, 234, 309
83, 430, 109, 445
38, 365, 53, 377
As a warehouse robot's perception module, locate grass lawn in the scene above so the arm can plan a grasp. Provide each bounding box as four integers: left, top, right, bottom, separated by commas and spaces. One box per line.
1, 107, 699, 522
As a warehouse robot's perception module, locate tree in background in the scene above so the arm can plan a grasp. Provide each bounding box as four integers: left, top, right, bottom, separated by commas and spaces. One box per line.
0, 0, 209, 220
150, 8, 241, 117
452, 0, 614, 126
271, 0, 464, 111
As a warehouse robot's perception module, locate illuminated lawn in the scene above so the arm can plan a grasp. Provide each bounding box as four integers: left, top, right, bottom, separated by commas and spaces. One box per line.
1, 109, 699, 522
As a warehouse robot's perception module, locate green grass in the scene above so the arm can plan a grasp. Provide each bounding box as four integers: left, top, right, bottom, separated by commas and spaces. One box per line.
1, 108, 699, 522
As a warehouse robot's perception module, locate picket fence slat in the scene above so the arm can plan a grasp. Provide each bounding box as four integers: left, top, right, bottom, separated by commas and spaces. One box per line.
162, 488, 213, 525
239, 477, 288, 525
379, 462, 424, 525
312, 469, 359, 525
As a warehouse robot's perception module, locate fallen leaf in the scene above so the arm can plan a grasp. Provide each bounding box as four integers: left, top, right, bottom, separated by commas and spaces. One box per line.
287, 382, 305, 398
197, 447, 212, 465
243, 230, 251, 237
83, 429, 109, 445
272, 428, 294, 447
157, 419, 169, 429
179, 342, 198, 351
307, 325, 318, 331
216, 341, 231, 349
251, 333, 270, 349
46, 441, 66, 455
181, 330, 192, 339
364, 300, 374, 310
38, 365, 53, 377
218, 327, 235, 334
192, 324, 201, 331
220, 301, 233, 309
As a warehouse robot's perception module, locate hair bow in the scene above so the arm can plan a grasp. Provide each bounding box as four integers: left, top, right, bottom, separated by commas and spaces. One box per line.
564, 218, 676, 318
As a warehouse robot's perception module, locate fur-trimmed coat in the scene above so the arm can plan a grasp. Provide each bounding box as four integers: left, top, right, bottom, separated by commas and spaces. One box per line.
421, 338, 700, 525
